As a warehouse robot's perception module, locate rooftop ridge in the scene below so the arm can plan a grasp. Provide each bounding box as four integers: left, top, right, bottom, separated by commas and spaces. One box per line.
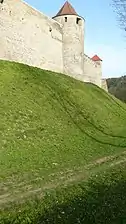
91, 55, 102, 62
54, 1, 78, 17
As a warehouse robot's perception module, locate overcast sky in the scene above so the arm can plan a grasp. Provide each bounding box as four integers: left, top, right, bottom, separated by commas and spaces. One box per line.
25, 0, 126, 78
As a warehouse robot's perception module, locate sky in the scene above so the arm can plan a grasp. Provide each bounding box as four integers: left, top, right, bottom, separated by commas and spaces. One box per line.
25, 0, 126, 78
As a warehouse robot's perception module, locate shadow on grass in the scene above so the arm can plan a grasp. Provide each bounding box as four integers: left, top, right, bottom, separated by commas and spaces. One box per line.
37, 178, 126, 224
42, 80, 126, 147
1, 167, 126, 224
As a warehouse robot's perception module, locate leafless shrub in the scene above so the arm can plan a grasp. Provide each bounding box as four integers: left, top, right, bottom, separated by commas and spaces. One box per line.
112, 0, 126, 31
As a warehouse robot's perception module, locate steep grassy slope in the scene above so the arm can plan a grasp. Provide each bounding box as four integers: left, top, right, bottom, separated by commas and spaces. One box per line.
0, 60, 126, 223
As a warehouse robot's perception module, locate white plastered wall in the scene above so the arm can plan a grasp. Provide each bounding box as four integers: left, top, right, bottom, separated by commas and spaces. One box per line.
0, 0, 63, 73
84, 54, 102, 87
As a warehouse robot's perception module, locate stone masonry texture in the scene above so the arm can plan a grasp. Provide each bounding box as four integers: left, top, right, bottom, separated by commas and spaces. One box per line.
0, 0, 108, 91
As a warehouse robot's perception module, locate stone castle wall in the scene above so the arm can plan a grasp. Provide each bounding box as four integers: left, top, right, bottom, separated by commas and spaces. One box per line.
84, 54, 102, 87
0, 0, 103, 89
0, 0, 63, 73
101, 79, 108, 92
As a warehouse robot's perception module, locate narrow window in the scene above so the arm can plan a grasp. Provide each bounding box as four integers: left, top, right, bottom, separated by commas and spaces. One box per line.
49, 27, 52, 32
0, 0, 4, 3
76, 17, 81, 25
65, 17, 67, 22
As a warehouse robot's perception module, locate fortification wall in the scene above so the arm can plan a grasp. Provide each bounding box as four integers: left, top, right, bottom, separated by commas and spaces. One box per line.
0, 0, 105, 89
84, 54, 102, 87
101, 79, 108, 92
0, 0, 63, 72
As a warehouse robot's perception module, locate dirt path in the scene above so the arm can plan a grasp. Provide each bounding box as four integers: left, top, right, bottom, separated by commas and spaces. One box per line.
0, 150, 126, 207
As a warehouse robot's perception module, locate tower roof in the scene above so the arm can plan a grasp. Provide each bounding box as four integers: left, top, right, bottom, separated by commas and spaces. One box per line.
54, 1, 78, 17
91, 55, 102, 61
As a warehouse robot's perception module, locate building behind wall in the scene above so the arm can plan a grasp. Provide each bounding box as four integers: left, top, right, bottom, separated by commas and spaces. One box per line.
0, 0, 108, 91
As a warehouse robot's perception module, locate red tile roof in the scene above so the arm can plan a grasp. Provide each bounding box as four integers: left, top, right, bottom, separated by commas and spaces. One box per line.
54, 1, 78, 17
91, 55, 102, 61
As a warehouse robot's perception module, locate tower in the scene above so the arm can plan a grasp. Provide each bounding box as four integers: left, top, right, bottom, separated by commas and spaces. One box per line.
91, 55, 102, 66
53, 1, 85, 79
91, 55, 102, 87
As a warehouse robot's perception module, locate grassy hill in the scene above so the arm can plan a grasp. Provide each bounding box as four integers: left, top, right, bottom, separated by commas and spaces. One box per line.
107, 75, 126, 103
0, 60, 126, 223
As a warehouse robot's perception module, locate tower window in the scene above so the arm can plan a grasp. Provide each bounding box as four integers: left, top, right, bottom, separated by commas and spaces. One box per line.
49, 27, 52, 32
76, 17, 81, 25
65, 17, 67, 22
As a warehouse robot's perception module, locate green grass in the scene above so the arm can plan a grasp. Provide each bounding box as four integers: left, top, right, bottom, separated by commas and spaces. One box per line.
0, 60, 126, 223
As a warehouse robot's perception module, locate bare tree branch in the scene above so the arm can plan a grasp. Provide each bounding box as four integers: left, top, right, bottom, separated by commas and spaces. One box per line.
112, 0, 126, 30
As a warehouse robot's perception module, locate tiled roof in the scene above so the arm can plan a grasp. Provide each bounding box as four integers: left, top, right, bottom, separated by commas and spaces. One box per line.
91, 55, 102, 61
54, 1, 78, 17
